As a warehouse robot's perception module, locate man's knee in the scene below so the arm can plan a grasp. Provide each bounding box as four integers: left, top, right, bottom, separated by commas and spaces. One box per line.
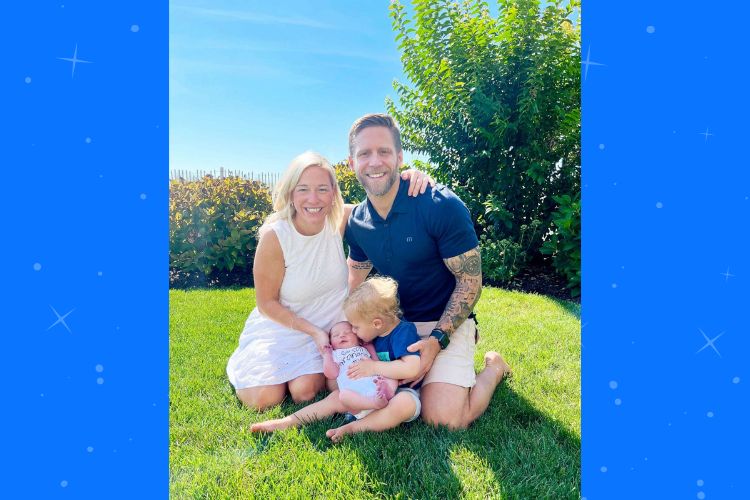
421, 405, 468, 430
420, 384, 470, 430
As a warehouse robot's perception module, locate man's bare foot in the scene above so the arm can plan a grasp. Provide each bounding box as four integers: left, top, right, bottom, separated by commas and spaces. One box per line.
484, 351, 512, 383
326, 422, 357, 443
374, 376, 395, 401
250, 417, 293, 433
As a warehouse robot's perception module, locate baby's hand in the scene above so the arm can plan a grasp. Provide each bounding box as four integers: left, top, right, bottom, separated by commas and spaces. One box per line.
347, 359, 376, 379
321, 345, 333, 355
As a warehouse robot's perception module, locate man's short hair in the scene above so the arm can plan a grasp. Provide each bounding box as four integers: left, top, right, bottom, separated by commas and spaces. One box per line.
348, 113, 402, 155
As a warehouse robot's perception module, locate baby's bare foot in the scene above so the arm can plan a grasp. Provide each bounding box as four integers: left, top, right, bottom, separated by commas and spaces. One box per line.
375, 376, 395, 401
484, 352, 512, 383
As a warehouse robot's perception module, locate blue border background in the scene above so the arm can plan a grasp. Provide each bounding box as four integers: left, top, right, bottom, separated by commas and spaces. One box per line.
583, 2, 748, 498
3, 1, 748, 498
3, 1, 167, 497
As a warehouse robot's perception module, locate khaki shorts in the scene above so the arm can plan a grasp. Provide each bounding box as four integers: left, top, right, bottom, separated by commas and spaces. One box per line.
413, 319, 477, 388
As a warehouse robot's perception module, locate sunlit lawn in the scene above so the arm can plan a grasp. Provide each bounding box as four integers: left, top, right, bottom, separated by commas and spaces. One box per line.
170, 287, 580, 498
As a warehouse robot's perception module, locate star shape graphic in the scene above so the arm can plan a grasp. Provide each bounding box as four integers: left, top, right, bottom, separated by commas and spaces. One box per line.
582, 46, 605, 81
720, 267, 735, 282
57, 44, 93, 78
48, 306, 75, 333
699, 128, 713, 142
696, 328, 724, 357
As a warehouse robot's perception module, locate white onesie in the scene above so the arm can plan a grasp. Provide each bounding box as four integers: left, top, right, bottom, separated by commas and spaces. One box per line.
332, 345, 378, 399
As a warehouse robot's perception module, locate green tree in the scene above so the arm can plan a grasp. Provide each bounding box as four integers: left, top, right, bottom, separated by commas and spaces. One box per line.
388, 0, 580, 290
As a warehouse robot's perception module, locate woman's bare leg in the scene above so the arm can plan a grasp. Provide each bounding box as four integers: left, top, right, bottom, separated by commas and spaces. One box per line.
236, 384, 287, 411
287, 373, 326, 403
250, 390, 347, 433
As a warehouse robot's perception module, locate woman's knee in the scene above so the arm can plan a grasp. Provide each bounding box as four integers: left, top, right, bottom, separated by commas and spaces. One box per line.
289, 375, 325, 403
236, 385, 286, 410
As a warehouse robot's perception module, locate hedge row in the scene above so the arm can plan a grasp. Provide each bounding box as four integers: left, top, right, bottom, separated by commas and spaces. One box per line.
169, 174, 580, 297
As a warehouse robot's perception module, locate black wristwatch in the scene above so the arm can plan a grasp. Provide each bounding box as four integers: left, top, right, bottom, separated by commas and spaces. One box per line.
429, 328, 450, 350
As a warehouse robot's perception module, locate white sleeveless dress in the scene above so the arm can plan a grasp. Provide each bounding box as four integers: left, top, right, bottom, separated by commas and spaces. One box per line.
226, 219, 348, 390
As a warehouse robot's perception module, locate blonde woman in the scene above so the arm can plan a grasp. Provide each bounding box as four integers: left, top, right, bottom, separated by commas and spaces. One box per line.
226, 151, 431, 410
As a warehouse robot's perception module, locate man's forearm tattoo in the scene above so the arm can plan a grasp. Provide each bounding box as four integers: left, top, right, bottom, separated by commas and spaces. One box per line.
437, 248, 482, 334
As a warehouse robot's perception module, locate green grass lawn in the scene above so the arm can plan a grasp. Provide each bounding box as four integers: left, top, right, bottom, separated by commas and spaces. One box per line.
170, 287, 580, 499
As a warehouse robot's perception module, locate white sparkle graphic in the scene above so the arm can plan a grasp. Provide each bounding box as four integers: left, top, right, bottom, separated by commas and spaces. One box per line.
720, 267, 735, 282
600, 466, 608, 473
57, 44, 93, 78
699, 128, 713, 142
48, 306, 75, 333
33, 263, 42, 271
87, 446, 94, 453
582, 46, 605, 81
646, 25, 655, 34
85, 137, 92, 144
615, 398, 622, 406
697, 479, 704, 487
60, 480, 68, 488
697, 492, 705, 500
598, 144, 605, 150
96, 377, 104, 385
707, 411, 714, 418
696, 328, 724, 357
609, 380, 618, 389
611, 283, 617, 289
733, 376, 740, 384
95, 364, 104, 373
97, 271, 103, 277
131, 24, 140, 33
25, 76, 32, 84
140, 193, 147, 200
656, 201, 663, 209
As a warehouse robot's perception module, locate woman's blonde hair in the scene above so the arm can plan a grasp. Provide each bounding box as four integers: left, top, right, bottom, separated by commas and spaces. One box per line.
260, 151, 344, 233
343, 276, 402, 322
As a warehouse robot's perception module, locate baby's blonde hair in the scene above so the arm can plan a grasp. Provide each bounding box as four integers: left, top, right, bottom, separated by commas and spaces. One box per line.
343, 276, 402, 322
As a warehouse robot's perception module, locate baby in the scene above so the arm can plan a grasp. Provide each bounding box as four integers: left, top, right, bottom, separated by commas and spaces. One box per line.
322, 321, 398, 419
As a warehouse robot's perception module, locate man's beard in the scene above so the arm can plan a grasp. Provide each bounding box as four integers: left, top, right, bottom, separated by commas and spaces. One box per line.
357, 167, 399, 197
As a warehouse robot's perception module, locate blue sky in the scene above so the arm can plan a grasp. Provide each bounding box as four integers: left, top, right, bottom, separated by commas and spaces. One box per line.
170, 0, 419, 174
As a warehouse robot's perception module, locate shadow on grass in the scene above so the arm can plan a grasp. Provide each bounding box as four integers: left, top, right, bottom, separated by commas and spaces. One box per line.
551, 297, 581, 321
287, 384, 580, 499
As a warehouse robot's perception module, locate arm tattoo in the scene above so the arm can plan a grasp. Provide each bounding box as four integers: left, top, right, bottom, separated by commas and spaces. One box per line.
436, 247, 482, 335
351, 260, 374, 271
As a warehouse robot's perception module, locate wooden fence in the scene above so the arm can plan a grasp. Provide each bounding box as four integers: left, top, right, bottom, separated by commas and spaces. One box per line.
169, 168, 281, 187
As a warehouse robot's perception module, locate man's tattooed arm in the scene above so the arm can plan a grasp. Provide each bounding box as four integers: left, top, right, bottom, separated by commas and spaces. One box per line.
435, 246, 482, 335
347, 257, 374, 291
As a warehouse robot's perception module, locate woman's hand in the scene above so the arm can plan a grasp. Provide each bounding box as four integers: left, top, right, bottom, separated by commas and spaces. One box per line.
312, 329, 331, 354
401, 168, 436, 197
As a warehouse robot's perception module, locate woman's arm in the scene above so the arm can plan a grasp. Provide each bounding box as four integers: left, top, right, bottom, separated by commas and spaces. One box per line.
253, 229, 330, 351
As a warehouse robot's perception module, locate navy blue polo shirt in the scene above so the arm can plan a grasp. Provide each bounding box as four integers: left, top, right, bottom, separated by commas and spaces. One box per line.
345, 180, 478, 322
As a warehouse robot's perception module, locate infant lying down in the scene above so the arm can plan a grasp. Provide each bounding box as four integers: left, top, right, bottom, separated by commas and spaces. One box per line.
322, 321, 398, 419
